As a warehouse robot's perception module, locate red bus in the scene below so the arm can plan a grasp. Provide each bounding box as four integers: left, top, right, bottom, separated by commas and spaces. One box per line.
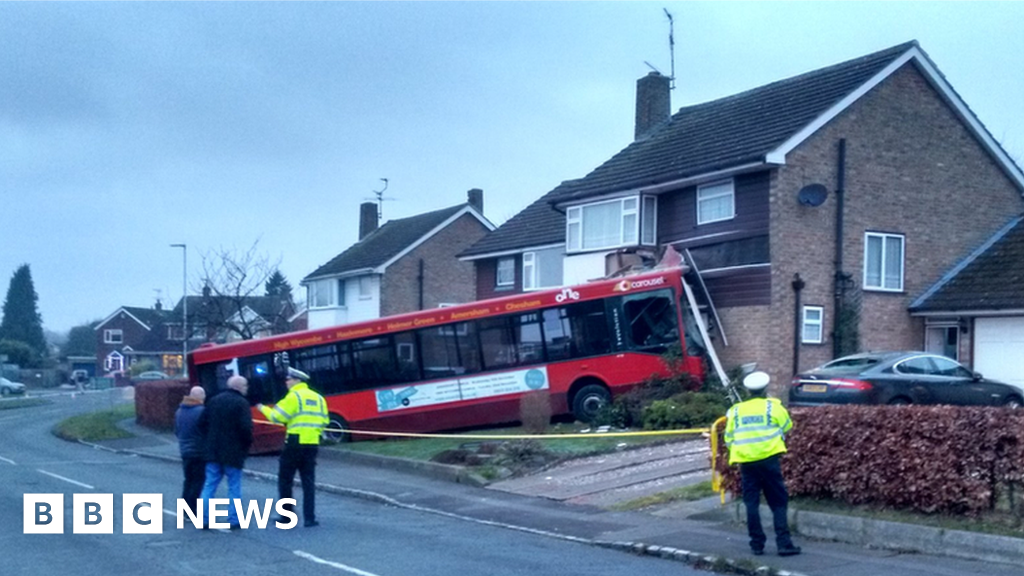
188, 267, 706, 451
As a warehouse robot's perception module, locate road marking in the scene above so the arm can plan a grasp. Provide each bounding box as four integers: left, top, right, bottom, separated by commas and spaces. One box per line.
293, 550, 382, 576
36, 469, 95, 489
0, 456, 15, 465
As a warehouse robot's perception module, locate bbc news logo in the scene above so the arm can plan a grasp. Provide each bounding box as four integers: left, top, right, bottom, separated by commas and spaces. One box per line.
23, 494, 298, 534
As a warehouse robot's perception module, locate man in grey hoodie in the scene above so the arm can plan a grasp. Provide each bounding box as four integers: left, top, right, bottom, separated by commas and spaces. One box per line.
175, 386, 206, 515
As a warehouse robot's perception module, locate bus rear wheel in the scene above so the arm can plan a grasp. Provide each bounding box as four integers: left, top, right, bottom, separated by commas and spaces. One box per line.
322, 414, 351, 444
572, 384, 611, 424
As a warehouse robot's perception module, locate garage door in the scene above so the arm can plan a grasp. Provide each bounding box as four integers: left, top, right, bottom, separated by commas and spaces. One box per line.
975, 317, 1024, 389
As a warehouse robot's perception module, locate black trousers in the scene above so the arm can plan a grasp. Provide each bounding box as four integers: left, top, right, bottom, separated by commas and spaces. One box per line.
740, 454, 793, 551
181, 457, 206, 514
278, 436, 318, 522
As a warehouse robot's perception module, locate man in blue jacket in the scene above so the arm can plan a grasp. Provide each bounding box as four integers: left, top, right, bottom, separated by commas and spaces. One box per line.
198, 375, 253, 529
174, 385, 206, 516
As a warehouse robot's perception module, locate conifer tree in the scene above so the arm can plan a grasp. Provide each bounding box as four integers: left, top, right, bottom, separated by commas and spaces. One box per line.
0, 264, 47, 359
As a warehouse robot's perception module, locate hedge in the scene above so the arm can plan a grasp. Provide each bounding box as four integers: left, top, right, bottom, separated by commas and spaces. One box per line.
715, 405, 1024, 515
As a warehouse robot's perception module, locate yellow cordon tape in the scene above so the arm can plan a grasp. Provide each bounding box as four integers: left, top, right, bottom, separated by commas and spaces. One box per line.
254, 418, 710, 439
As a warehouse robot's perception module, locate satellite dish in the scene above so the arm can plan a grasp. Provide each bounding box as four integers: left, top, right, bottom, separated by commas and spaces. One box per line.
797, 184, 829, 207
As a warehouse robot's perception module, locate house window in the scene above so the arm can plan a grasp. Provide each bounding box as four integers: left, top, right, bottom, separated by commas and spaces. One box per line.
802, 306, 824, 344
104, 329, 123, 344
566, 196, 656, 252
496, 257, 515, 287
925, 324, 959, 360
642, 196, 657, 244
308, 279, 334, 308
337, 279, 346, 306
358, 276, 373, 299
697, 180, 735, 225
167, 325, 184, 341
864, 232, 904, 291
522, 247, 564, 291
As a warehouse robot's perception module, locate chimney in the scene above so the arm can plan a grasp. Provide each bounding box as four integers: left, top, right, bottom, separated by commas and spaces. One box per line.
359, 202, 378, 240
202, 285, 211, 298
154, 300, 162, 311
635, 71, 671, 140
467, 188, 484, 215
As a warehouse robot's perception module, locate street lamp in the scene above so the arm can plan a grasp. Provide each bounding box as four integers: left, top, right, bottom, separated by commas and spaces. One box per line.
170, 243, 188, 379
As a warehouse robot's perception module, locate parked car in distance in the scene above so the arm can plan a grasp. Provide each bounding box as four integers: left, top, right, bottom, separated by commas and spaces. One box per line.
790, 351, 1023, 408
0, 377, 27, 396
136, 371, 171, 380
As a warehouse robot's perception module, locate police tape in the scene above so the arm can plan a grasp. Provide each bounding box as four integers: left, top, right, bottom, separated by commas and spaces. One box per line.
253, 418, 711, 439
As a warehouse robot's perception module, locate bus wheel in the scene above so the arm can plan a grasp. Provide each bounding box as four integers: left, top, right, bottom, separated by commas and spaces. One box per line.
322, 414, 350, 444
572, 384, 610, 423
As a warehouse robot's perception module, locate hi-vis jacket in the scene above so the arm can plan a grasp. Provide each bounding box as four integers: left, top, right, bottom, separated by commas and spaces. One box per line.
724, 397, 793, 465
258, 382, 329, 445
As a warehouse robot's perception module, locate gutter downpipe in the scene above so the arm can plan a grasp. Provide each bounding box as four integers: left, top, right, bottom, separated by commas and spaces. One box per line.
792, 273, 805, 376
833, 138, 847, 359
418, 259, 425, 310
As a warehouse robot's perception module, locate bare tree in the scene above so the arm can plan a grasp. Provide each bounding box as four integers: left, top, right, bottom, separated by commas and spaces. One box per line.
195, 241, 296, 341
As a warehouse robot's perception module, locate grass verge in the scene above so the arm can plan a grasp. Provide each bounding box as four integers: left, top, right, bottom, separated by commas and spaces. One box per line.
53, 404, 136, 442
0, 397, 50, 410
792, 497, 1024, 538
610, 480, 718, 511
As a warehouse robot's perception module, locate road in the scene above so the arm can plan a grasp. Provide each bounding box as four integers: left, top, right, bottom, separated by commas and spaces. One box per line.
1, 391, 709, 576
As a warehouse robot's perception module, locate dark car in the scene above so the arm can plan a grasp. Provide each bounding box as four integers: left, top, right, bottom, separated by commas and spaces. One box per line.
790, 351, 1023, 408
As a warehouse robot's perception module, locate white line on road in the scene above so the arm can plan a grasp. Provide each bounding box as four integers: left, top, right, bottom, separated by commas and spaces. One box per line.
0, 456, 15, 465
293, 550, 382, 576
36, 469, 95, 489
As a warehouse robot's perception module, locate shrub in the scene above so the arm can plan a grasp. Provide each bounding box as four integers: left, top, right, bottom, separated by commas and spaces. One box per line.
714, 405, 1024, 516
642, 392, 729, 430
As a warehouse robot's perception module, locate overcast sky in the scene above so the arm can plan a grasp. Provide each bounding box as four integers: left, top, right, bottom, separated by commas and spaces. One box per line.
2, 2, 1022, 334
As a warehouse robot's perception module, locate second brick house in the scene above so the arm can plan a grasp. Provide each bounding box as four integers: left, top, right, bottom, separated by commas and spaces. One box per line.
459, 41, 1024, 388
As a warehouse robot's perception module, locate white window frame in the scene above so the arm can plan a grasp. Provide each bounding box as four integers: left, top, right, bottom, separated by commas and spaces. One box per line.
308, 279, 337, 309
337, 279, 346, 307
522, 252, 536, 291
565, 195, 656, 253
104, 329, 123, 344
801, 306, 824, 344
863, 232, 905, 292
496, 257, 515, 287
104, 351, 124, 372
696, 180, 735, 225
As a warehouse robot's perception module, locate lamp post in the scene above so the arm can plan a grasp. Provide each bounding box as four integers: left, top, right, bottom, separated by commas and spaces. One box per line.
170, 243, 188, 379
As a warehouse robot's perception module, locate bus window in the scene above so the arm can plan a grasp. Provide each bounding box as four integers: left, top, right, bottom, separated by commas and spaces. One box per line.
418, 322, 480, 379
541, 300, 612, 360
393, 331, 421, 382
239, 356, 281, 405
680, 296, 707, 357
622, 289, 679, 352
515, 313, 545, 364
351, 336, 397, 389
292, 344, 348, 396
478, 316, 517, 369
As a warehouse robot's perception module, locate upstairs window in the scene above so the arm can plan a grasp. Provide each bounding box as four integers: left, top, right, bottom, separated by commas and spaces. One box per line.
697, 180, 735, 225
496, 257, 515, 288
104, 329, 123, 344
566, 196, 656, 252
864, 232, 904, 291
359, 276, 373, 299
308, 279, 336, 308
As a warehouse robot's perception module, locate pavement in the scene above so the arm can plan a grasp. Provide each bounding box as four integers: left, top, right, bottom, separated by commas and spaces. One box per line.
90, 419, 1024, 576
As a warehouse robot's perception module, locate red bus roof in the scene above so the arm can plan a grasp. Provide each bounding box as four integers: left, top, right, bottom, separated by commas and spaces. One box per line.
190, 267, 685, 365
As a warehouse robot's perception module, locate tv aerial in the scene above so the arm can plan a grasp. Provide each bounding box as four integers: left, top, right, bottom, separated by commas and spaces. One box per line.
643, 8, 676, 90
364, 178, 396, 221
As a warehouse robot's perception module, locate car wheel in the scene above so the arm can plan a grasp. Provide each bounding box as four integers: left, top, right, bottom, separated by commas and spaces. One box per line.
322, 414, 350, 444
887, 397, 911, 406
572, 383, 611, 423
1004, 397, 1023, 409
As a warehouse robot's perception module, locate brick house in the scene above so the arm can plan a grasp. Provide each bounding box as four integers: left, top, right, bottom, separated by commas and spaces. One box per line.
94, 304, 178, 376
302, 190, 495, 330
459, 41, 1024, 388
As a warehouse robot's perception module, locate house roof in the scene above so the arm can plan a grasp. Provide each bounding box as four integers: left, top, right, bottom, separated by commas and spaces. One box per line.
910, 215, 1024, 314
304, 203, 485, 281
95, 306, 169, 330
463, 41, 1024, 258
459, 182, 574, 258
169, 294, 293, 325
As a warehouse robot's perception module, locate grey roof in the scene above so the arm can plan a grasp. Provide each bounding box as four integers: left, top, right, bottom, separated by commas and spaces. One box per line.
459, 182, 574, 258
462, 42, 921, 258
305, 204, 470, 281
549, 41, 917, 204
120, 306, 170, 329
910, 216, 1024, 313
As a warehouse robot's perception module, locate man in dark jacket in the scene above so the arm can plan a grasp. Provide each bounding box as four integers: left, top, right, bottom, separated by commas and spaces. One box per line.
174, 385, 206, 515
198, 375, 253, 529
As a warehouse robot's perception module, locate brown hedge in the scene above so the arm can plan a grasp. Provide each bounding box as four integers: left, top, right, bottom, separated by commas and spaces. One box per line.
134, 380, 190, 431
715, 405, 1024, 515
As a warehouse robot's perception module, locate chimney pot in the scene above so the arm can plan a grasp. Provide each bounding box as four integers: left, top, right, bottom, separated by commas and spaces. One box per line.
467, 188, 484, 215
635, 71, 671, 140
359, 202, 379, 240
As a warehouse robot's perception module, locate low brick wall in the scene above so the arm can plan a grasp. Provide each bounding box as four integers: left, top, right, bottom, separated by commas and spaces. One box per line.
135, 380, 190, 431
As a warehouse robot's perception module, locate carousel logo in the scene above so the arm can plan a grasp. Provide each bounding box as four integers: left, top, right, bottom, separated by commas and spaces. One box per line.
613, 276, 666, 293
